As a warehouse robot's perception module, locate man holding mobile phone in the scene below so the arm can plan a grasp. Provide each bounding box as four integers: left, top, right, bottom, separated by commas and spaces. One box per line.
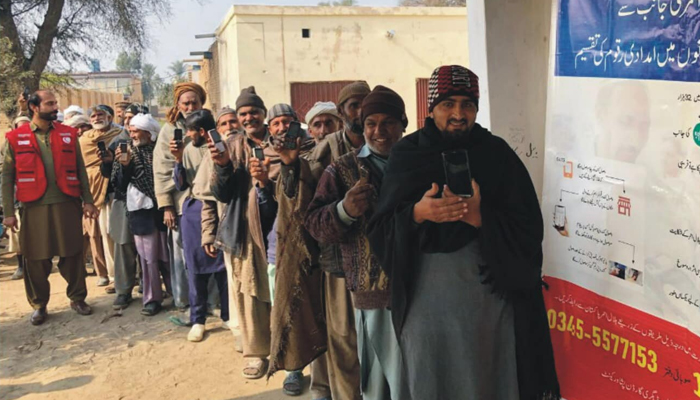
367, 65, 559, 400
207, 87, 281, 381
81, 105, 127, 288
270, 83, 373, 400
2, 90, 98, 325
153, 82, 207, 311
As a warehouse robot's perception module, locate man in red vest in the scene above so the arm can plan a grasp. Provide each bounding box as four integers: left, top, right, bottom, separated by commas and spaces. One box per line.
2, 90, 99, 326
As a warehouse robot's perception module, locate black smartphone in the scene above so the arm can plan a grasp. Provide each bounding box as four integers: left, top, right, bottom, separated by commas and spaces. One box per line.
22, 87, 30, 101
253, 147, 265, 160
284, 121, 302, 150
174, 128, 183, 143
207, 129, 226, 152
119, 142, 128, 161
442, 149, 473, 198
97, 141, 107, 158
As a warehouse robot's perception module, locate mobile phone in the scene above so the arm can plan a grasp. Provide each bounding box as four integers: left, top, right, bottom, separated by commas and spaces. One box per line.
22, 87, 30, 101
284, 121, 302, 150
119, 142, 128, 161
442, 149, 473, 198
174, 128, 183, 143
253, 147, 265, 160
554, 205, 566, 231
97, 141, 107, 158
207, 129, 226, 153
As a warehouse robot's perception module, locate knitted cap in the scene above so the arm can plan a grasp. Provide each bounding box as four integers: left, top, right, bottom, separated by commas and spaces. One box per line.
305, 101, 340, 124
236, 86, 266, 112
216, 107, 236, 122
337, 81, 371, 107
428, 65, 480, 112
361, 85, 408, 128
267, 103, 298, 123
125, 103, 149, 115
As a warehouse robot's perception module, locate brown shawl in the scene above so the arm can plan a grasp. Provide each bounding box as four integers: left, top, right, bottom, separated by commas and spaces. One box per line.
268, 141, 327, 377
79, 124, 124, 208
225, 133, 280, 302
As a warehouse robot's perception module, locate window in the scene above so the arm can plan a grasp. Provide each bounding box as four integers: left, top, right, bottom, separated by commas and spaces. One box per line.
302, 29, 310, 38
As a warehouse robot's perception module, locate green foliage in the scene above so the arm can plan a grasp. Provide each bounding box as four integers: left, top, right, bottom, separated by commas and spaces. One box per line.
116, 51, 142, 73
141, 63, 158, 106
0, 28, 33, 118
168, 60, 186, 83
158, 82, 174, 107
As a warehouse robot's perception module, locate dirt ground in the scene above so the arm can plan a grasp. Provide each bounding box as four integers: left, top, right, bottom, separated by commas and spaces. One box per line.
0, 251, 305, 400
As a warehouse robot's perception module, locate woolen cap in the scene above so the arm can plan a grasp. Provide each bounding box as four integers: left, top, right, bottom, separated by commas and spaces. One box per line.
267, 103, 298, 123
236, 86, 266, 112
428, 65, 480, 112
361, 85, 408, 128
337, 81, 371, 107
216, 107, 236, 123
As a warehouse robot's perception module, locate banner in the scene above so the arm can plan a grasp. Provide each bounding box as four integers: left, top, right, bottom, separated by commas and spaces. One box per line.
542, 1, 700, 399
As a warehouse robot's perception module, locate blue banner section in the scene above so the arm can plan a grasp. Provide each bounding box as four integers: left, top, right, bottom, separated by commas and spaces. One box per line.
556, 0, 700, 82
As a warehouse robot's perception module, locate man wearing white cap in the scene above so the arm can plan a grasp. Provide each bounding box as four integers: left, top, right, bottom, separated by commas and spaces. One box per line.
305, 101, 341, 143
64, 105, 85, 120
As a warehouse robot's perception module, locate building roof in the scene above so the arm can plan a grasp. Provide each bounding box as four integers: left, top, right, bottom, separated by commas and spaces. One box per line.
216, 5, 467, 35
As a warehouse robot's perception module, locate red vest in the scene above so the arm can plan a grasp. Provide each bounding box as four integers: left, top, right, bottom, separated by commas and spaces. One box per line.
5, 122, 82, 203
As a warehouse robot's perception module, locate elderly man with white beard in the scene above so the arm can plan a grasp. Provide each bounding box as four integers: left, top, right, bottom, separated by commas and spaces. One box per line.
80, 105, 126, 287
153, 82, 220, 314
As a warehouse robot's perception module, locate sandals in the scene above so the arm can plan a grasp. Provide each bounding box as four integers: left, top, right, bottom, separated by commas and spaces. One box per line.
242, 358, 269, 380
283, 370, 304, 396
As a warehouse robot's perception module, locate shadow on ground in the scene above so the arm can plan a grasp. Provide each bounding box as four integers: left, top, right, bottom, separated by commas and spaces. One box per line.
0, 375, 94, 400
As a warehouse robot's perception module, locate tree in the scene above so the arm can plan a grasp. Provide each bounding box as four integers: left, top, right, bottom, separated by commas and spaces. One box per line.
168, 60, 186, 83
0, 26, 33, 117
0, 0, 172, 117
141, 63, 157, 106
399, 0, 465, 6
319, 0, 356, 6
116, 51, 142, 73
157, 81, 174, 107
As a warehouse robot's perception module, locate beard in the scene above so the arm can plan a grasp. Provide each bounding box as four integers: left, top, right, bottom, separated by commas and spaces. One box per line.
92, 122, 109, 130
345, 119, 363, 136
39, 111, 58, 121
193, 135, 207, 147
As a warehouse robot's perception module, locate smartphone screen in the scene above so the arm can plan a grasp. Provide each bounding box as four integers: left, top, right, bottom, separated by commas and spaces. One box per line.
119, 142, 128, 161
174, 129, 183, 142
208, 129, 226, 152
284, 121, 302, 149
97, 141, 107, 158
442, 150, 473, 198
253, 147, 265, 160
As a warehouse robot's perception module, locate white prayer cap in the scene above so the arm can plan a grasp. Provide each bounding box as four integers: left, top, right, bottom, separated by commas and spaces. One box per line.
305, 101, 340, 125
129, 113, 161, 141
64, 114, 91, 128
64, 105, 85, 119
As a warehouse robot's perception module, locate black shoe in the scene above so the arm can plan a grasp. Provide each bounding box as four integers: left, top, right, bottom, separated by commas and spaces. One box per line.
112, 294, 133, 310
141, 302, 161, 316
11, 267, 24, 280
30, 308, 47, 325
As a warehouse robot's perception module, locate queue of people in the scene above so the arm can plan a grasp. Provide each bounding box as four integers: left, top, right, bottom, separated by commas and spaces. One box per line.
1, 64, 561, 400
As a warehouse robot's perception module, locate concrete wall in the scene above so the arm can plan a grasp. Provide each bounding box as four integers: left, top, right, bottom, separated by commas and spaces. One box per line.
215, 6, 469, 132
467, 0, 552, 198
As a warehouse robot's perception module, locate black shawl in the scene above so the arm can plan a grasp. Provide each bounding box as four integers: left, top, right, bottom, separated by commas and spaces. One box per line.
367, 118, 560, 400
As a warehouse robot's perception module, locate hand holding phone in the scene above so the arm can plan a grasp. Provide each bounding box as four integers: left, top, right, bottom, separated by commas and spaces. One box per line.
207, 129, 226, 153
442, 150, 473, 198
97, 141, 107, 158
283, 121, 302, 150
119, 142, 129, 163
